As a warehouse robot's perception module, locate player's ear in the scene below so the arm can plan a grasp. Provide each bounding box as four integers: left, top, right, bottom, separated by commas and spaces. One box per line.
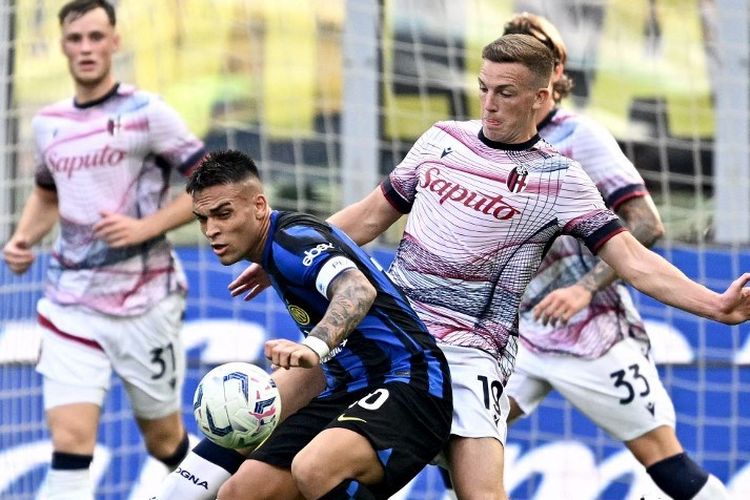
254, 193, 268, 219
533, 86, 551, 110
112, 31, 121, 52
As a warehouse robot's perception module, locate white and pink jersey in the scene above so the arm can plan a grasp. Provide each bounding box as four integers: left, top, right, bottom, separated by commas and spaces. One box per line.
32, 83, 204, 316
519, 108, 650, 359
381, 119, 625, 380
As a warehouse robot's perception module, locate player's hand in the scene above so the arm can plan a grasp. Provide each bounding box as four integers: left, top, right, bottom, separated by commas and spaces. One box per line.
228, 263, 271, 301
93, 211, 153, 248
533, 284, 593, 327
265, 339, 320, 369
716, 273, 750, 325
3, 237, 35, 275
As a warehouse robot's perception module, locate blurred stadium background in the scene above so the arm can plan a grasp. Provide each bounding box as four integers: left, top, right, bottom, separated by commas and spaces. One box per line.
1, 0, 750, 498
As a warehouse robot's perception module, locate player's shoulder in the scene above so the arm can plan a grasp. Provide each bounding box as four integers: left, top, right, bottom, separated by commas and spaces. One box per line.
548, 107, 614, 141
34, 97, 75, 121
115, 83, 165, 109
274, 211, 332, 244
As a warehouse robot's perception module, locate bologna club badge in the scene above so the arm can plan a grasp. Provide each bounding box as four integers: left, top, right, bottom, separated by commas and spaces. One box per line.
107, 115, 122, 136
506, 166, 529, 193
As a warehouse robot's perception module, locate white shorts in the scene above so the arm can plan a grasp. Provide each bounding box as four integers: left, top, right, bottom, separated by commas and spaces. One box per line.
36, 294, 186, 419
506, 337, 676, 442
440, 343, 510, 445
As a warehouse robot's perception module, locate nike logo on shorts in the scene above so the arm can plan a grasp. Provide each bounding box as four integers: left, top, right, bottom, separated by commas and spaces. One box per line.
337, 414, 367, 423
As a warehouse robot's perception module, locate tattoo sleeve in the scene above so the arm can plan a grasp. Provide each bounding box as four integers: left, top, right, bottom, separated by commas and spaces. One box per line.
580, 194, 665, 293
308, 268, 377, 348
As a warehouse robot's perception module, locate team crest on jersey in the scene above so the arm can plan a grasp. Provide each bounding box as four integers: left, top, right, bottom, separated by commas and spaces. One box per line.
506, 166, 529, 193
107, 115, 122, 136
288, 305, 310, 325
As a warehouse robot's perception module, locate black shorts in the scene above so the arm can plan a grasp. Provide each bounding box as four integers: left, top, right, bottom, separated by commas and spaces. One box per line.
250, 381, 452, 498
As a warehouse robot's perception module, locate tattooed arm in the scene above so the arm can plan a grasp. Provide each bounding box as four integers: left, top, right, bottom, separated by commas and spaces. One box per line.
265, 268, 377, 368
533, 194, 664, 326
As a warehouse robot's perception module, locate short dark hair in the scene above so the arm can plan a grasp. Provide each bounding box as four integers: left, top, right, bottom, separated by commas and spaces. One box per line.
186, 150, 262, 194
503, 12, 574, 102
481, 34, 554, 89
59, 0, 116, 26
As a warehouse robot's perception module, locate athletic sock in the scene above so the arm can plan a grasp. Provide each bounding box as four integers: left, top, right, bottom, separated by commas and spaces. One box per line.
149, 438, 245, 500
646, 452, 709, 500
37, 452, 94, 500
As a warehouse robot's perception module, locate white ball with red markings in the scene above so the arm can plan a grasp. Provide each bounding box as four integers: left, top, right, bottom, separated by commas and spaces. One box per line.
193, 362, 281, 449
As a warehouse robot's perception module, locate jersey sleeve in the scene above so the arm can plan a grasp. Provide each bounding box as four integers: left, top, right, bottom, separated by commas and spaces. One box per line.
31, 115, 56, 190
570, 118, 648, 210
556, 160, 626, 254
145, 97, 205, 176
380, 125, 441, 213
272, 225, 357, 297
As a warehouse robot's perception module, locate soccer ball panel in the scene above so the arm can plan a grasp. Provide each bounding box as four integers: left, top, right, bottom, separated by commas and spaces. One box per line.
193, 362, 281, 449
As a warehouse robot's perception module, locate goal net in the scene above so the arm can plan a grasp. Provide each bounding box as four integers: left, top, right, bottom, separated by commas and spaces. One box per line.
1, 0, 749, 499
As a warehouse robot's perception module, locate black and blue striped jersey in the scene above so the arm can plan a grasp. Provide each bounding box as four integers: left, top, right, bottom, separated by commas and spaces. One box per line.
260, 210, 451, 401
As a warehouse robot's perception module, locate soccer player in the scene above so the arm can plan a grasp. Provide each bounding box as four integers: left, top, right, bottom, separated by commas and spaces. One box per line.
2, 1, 204, 498
185, 149, 452, 500
186, 34, 750, 500
501, 12, 730, 500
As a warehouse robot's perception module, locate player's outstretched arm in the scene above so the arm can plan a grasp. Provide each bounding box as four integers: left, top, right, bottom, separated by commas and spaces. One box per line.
266, 268, 377, 369
598, 231, 750, 324
534, 195, 664, 326
93, 191, 195, 248
327, 187, 401, 246
3, 186, 59, 275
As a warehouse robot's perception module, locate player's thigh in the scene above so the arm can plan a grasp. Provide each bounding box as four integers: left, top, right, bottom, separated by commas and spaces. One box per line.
112, 293, 187, 419
505, 342, 554, 420
310, 382, 451, 497
36, 298, 113, 409
250, 393, 354, 471
447, 436, 507, 500
548, 337, 676, 441
292, 427, 382, 496
219, 459, 303, 500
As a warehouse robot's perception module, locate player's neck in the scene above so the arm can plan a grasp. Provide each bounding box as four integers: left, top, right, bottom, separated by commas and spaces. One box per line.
248, 211, 272, 263
74, 76, 118, 107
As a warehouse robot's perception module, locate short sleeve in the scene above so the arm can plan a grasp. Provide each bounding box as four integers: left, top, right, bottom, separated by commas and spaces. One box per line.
556, 160, 626, 253
146, 97, 205, 176
381, 126, 441, 213
569, 118, 648, 210
31, 116, 56, 190
271, 225, 353, 291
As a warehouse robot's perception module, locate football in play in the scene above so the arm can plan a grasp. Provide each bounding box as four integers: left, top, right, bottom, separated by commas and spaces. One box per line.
193, 362, 281, 449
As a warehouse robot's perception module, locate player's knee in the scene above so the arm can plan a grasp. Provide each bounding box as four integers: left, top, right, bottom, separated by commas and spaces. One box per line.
646, 452, 708, 500
49, 421, 97, 453
291, 451, 327, 498
217, 474, 249, 500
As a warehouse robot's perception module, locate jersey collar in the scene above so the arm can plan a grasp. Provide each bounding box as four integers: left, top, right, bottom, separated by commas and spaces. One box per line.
73, 82, 121, 109
478, 129, 540, 151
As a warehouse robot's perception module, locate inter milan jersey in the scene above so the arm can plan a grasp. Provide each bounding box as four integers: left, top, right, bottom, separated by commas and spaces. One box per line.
261, 210, 451, 401
31, 83, 204, 316
519, 108, 650, 359
381, 119, 626, 382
